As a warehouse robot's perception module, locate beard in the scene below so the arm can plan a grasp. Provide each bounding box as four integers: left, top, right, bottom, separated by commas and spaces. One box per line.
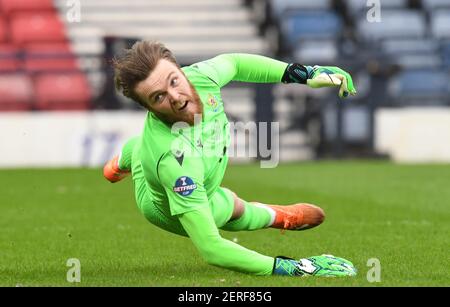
151, 80, 203, 127
180, 81, 203, 126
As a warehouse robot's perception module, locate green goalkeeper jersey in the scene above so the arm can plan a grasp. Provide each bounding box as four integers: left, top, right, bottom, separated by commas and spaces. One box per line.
140, 54, 287, 218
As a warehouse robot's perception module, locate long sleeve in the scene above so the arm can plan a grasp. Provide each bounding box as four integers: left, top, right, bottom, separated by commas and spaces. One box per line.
194, 53, 289, 87
158, 148, 274, 275
178, 206, 274, 275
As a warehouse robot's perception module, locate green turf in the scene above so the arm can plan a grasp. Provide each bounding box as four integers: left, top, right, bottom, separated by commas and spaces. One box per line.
0, 161, 449, 286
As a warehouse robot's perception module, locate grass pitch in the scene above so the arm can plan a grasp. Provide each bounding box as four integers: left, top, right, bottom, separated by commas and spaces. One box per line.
0, 161, 449, 287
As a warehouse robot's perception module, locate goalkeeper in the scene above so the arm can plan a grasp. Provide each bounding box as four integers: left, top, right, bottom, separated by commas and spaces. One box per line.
105, 40, 357, 277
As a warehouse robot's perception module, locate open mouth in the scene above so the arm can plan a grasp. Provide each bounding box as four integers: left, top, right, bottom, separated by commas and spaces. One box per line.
178, 101, 189, 111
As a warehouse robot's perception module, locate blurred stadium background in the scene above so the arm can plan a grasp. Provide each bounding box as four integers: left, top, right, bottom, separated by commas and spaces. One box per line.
1, 0, 450, 167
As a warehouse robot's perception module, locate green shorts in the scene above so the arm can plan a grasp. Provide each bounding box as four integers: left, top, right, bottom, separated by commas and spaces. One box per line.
133, 176, 235, 237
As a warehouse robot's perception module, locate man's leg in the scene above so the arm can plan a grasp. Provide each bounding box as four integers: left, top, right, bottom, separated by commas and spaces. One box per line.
220, 189, 273, 231
103, 137, 138, 182
221, 189, 325, 232
257, 202, 325, 231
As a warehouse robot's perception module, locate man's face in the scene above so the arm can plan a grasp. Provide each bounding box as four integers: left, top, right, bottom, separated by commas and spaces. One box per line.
135, 59, 202, 126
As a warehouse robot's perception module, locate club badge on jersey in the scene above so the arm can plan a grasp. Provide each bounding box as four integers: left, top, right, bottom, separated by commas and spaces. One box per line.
207, 93, 219, 112
173, 176, 197, 196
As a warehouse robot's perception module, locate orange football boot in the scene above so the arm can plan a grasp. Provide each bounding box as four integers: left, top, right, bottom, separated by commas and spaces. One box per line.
268, 203, 325, 231
103, 155, 130, 183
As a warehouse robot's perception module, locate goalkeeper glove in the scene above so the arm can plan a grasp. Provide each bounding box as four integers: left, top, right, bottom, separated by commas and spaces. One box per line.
272, 254, 357, 277
281, 63, 357, 98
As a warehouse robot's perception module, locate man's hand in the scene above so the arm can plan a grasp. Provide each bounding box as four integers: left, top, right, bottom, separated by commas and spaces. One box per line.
302, 254, 357, 276
307, 66, 357, 98
281, 63, 357, 99
273, 254, 357, 277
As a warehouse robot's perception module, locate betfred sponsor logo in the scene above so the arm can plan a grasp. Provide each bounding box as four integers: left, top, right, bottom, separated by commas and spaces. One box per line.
173, 176, 197, 196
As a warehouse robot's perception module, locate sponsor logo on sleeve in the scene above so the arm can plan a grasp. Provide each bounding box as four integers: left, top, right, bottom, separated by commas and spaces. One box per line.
173, 176, 197, 196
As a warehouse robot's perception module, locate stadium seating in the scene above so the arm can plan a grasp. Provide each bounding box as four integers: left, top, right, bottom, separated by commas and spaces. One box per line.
441, 41, 450, 69
0, 44, 21, 72
380, 38, 442, 69
292, 39, 338, 64
430, 10, 450, 39
23, 43, 79, 73
0, 74, 33, 111
357, 10, 426, 42
54, 0, 267, 64
0, 0, 449, 120
270, 0, 331, 19
381, 38, 440, 55
33, 73, 91, 110
280, 10, 342, 51
52, 0, 267, 111
266, 0, 450, 156
389, 69, 450, 105
346, 0, 408, 16
422, 0, 450, 11
0, 0, 93, 111
0, 16, 7, 42
0, 0, 55, 14
10, 12, 67, 44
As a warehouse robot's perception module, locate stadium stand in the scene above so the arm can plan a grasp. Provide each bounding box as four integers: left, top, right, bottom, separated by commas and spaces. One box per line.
442, 41, 450, 69
0, 0, 91, 111
0, 0, 55, 13
10, 12, 67, 44
22, 43, 78, 73
0, 44, 21, 73
264, 0, 450, 158
0, 0, 449, 159
34, 72, 91, 110
346, 0, 409, 17
430, 9, 450, 39
356, 10, 427, 42
422, 0, 450, 11
280, 11, 342, 50
54, 0, 267, 63
270, 0, 332, 20
389, 69, 450, 105
0, 73, 33, 110
52, 0, 265, 120
0, 15, 7, 42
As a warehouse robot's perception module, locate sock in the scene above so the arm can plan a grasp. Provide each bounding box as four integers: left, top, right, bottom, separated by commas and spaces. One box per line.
252, 202, 276, 227
221, 201, 273, 231
118, 136, 139, 171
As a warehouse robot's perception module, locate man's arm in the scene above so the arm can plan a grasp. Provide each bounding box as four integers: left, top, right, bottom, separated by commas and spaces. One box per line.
159, 154, 356, 276
199, 53, 287, 87
178, 205, 274, 275
198, 53, 356, 98
178, 206, 357, 277
157, 152, 273, 274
